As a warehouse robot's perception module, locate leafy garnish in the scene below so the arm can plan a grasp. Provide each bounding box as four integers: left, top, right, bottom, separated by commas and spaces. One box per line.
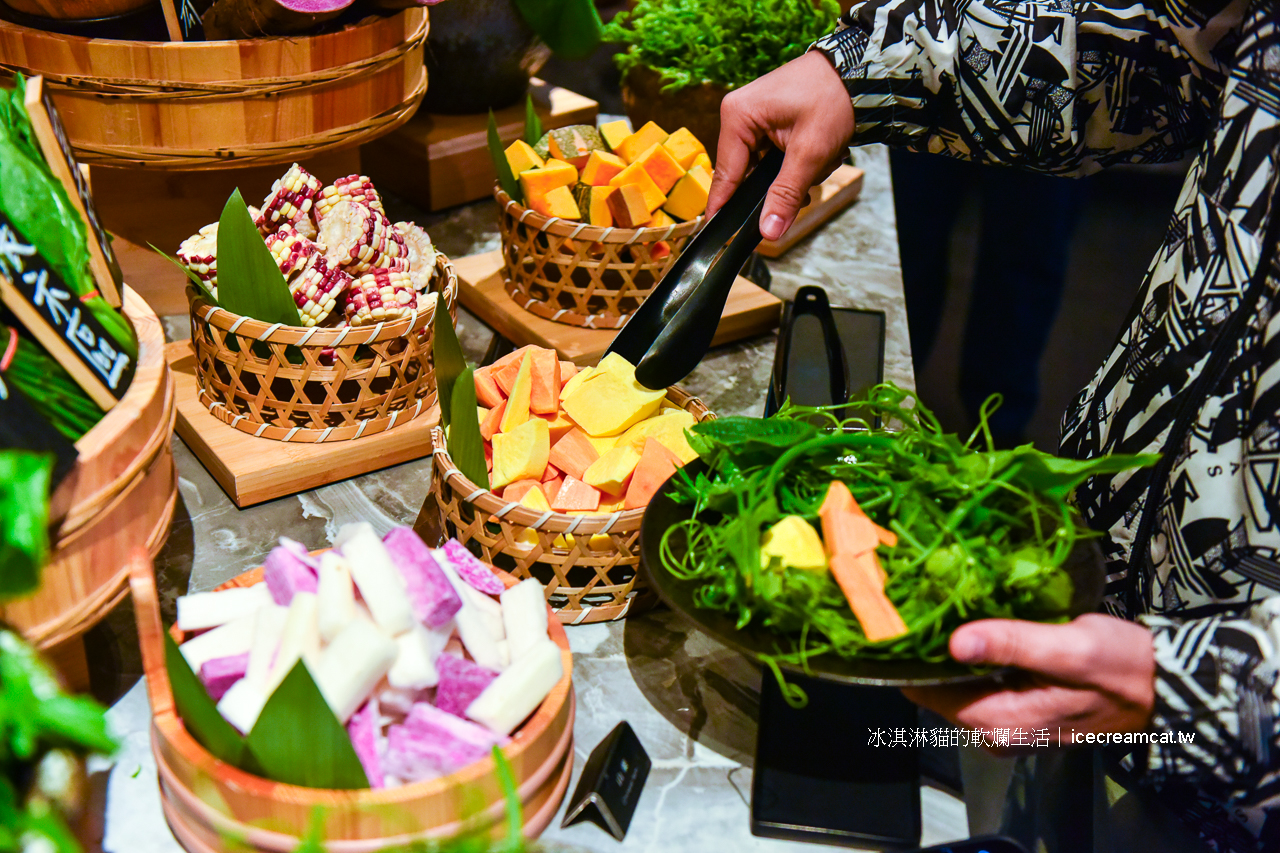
604, 0, 840, 92
164, 633, 247, 767
214, 189, 303, 327
523, 93, 543, 148
247, 661, 369, 790
488, 111, 523, 204
513, 0, 603, 60
433, 303, 467, 429
449, 367, 491, 491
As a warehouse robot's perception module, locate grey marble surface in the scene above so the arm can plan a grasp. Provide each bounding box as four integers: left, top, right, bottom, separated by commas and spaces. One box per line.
101, 144, 967, 852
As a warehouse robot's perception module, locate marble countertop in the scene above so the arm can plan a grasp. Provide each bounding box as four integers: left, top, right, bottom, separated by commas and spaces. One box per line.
98, 144, 969, 852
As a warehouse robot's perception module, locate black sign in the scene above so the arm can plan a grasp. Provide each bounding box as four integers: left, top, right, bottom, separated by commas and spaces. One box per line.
0, 374, 79, 487
0, 213, 135, 409
25, 76, 124, 307
561, 721, 650, 840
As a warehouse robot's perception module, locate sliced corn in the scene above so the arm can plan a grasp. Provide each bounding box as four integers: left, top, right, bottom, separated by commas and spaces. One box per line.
342, 268, 417, 326
256, 163, 323, 234
265, 225, 321, 278
290, 256, 353, 327
315, 175, 385, 220
178, 223, 219, 298
317, 200, 406, 274
394, 221, 437, 292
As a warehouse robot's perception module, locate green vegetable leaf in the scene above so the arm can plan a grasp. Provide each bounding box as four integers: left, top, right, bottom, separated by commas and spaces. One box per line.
603, 0, 839, 92
691, 416, 817, 451
488, 111, 523, 204
214, 189, 302, 326
494, 746, 523, 853
1006, 452, 1161, 501
247, 661, 368, 790
164, 633, 247, 767
513, 0, 603, 60
449, 367, 490, 491
524, 93, 543, 147
433, 302, 467, 428
0, 450, 51, 597
0, 630, 116, 759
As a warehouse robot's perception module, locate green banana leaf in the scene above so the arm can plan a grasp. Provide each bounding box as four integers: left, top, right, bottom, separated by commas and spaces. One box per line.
214, 189, 303, 326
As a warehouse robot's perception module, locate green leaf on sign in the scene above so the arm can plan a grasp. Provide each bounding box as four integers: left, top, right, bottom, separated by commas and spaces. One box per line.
432, 302, 467, 429
524, 93, 543, 147
214, 189, 302, 326
0, 451, 51, 598
488, 110, 522, 204
246, 661, 368, 790
513, 0, 603, 60
163, 633, 247, 767
449, 367, 490, 491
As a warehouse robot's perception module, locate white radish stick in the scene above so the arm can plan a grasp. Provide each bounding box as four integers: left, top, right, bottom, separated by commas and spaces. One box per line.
388, 624, 444, 691
465, 639, 563, 735
500, 578, 549, 664
312, 617, 398, 723
264, 592, 320, 695
436, 558, 505, 641
317, 552, 357, 643
243, 605, 290, 690
217, 678, 268, 734
179, 612, 258, 672
337, 523, 415, 636
176, 584, 273, 632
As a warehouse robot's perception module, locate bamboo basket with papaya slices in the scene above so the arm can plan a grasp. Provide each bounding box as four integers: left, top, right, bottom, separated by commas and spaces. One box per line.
427, 338, 715, 624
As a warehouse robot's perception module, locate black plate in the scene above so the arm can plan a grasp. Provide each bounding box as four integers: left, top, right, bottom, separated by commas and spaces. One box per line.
638, 463, 1107, 687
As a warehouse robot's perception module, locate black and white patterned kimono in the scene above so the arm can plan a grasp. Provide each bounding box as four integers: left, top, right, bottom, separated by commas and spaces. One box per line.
813, 0, 1280, 848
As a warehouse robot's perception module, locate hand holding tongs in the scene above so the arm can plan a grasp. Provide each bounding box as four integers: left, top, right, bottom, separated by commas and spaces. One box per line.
605, 146, 785, 390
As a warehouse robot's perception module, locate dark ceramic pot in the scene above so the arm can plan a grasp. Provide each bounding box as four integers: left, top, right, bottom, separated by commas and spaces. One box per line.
0, 0, 167, 39
622, 64, 731, 160
422, 0, 550, 114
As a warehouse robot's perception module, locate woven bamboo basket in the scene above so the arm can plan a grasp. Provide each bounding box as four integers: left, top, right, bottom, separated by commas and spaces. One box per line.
495, 187, 704, 329
187, 254, 457, 443
0, 9, 428, 169
0, 285, 176, 653
428, 387, 714, 624
128, 550, 574, 852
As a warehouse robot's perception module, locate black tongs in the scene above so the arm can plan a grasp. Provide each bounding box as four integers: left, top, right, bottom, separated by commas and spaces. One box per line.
606, 146, 785, 389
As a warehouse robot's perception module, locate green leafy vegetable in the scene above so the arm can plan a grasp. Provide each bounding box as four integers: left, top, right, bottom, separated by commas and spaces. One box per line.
513, 0, 603, 60
0, 450, 52, 597
450, 367, 491, 491
0, 74, 137, 360
488, 111, 523, 204
1, 325, 106, 439
247, 661, 368, 790
523, 93, 543, 148
661, 383, 1158, 671
163, 633, 247, 768
214, 189, 303, 327
604, 0, 840, 92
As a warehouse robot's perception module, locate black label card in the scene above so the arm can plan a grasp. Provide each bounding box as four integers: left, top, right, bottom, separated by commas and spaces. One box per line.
0, 213, 135, 409
561, 721, 651, 840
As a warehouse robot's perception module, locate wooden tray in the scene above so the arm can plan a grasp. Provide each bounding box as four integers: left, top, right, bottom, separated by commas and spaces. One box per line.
165, 342, 439, 508
454, 251, 781, 366
756, 164, 864, 258
361, 79, 597, 212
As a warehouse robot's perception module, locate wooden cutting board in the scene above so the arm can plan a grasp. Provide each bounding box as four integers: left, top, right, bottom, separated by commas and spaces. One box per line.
453, 250, 782, 366
756, 164, 864, 258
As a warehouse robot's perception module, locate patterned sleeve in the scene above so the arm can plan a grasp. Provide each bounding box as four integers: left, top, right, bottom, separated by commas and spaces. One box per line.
1122, 603, 1280, 806
810, 0, 1234, 174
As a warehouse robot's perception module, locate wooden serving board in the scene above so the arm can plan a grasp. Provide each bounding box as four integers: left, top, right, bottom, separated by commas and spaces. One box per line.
756, 164, 864, 258
454, 251, 782, 366
361, 79, 598, 212
165, 342, 439, 508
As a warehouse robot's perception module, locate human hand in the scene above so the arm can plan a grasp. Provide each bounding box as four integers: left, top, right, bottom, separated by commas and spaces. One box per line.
902, 614, 1156, 742
707, 50, 855, 242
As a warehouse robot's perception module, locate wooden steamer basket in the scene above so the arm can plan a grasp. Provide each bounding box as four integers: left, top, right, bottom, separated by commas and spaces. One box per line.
430, 388, 715, 624
129, 553, 575, 852
0, 9, 428, 169
0, 286, 176, 679
187, 254, 457, 442
495, 187, 704, 329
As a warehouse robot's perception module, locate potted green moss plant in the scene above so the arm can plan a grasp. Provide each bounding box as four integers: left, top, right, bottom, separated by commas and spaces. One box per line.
604, 0, 840, 157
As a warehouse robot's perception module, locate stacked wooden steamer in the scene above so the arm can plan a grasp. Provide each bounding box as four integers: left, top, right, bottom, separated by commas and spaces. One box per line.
184, 165, 458, 442
130, 541, 575, 851
431, 345, 715, 624
0, 8, 428, 169
495, 119, 714, 329
0, 287, 176, 688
